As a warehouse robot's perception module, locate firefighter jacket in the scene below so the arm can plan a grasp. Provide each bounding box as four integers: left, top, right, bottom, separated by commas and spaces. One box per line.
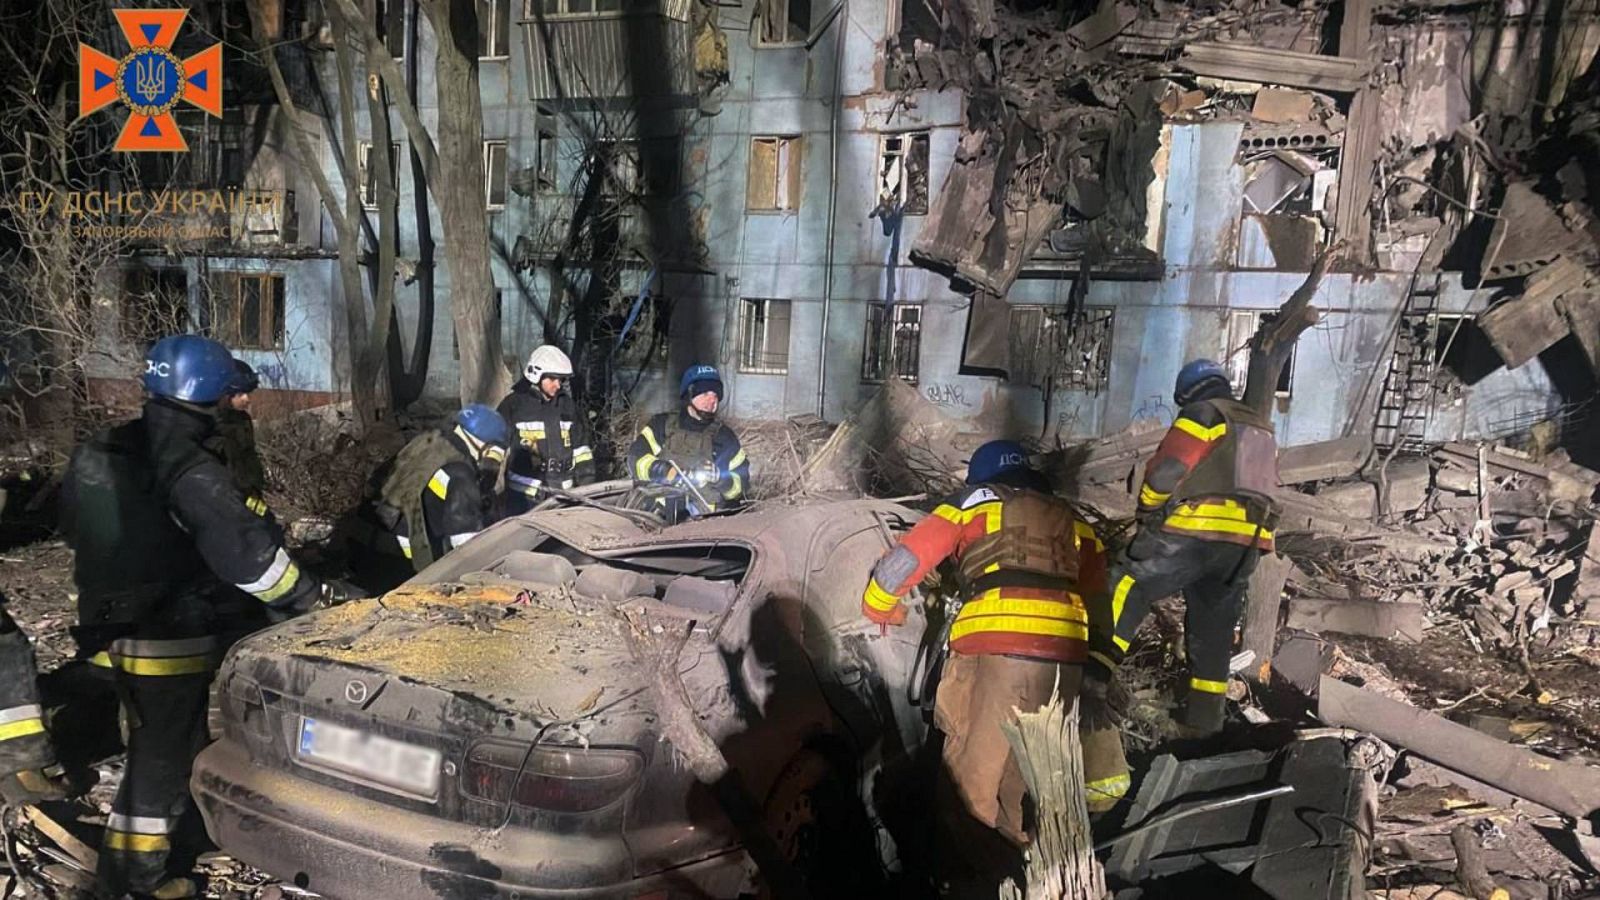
495, 381, 595, 500
374, 430, 488, 571
861, 484, 1106, 662
207, 407, 272, 520
1138, 397, 1280, 551
0, 602, 51, 774
627, 410, 750, 510
59, 400, 322, 653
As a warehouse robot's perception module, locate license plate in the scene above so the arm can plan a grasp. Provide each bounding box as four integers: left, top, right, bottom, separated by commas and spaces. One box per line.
297, 717, 441, 799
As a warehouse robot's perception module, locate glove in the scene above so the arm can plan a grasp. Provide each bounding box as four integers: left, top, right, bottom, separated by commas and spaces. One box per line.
689, 463, 720, 488
1078, 658, 1127, 733
316, 578, 367, 610
862, 600, 908, 630
0, 763, 74, 806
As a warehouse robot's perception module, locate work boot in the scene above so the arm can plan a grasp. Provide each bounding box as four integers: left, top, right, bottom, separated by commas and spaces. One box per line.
137, 875, 202, 900
1180, 690, 1226, 736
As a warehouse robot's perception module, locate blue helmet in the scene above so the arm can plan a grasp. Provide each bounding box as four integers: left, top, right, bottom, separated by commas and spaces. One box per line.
680, 364, 723, 401
455, 403, 511, 448
966, 439, 1030, 486
1174, 358, 1229, 404
225, 359, 260, 396
143, 335, 236, 404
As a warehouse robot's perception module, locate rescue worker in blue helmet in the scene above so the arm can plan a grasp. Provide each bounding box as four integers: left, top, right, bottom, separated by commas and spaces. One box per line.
626, 364, 750, 524
361, 404, 510, 587
1085, 359, 1280, 737
59, 334, 357, 899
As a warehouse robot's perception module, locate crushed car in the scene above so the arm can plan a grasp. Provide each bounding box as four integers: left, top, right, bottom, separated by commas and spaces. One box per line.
191, 497, 933, 899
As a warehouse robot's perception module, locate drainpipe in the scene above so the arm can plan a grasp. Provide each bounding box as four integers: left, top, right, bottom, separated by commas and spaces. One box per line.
816, 0, 847, 419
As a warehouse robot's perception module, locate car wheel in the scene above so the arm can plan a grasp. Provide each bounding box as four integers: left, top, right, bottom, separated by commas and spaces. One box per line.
761, 745, 884, 897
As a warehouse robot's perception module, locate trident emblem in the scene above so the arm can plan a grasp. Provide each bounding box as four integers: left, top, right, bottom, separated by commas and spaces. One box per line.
134, 55, 166, 103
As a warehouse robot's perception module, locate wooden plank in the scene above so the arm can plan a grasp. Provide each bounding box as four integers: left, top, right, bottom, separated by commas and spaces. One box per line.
1318, 675, 1600, 821
23, 806, 99, 871
1177, 43, 1369, 92
1241, 553, 1292, 684
1333, 0, 1375, 261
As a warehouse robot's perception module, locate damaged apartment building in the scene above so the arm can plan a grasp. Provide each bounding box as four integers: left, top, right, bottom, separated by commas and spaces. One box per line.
84, 0, 1600, 453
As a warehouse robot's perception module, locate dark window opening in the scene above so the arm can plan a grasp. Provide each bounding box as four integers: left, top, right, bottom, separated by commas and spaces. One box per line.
123, 268, 190, 350
1427, 315, 1503, 388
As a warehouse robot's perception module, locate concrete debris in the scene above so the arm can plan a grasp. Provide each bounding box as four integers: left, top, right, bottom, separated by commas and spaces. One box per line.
1478, 257, 1593, 369
1481, 183, 1593, 280
1286, 597, 1427, 642
1177, 43, 1370, 93
1251, 87, 1318, 124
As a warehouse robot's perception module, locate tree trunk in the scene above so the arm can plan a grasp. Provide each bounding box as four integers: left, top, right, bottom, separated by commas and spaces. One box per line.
389, 0, 434, 407
997, 686, 1108, 900
363, 0, 400, 417
420, 0, 512, 405
331, 12, 377, 427
1241, 246, 1338, 415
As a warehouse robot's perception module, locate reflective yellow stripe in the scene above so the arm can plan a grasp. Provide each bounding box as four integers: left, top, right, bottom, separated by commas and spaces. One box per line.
0, 718, 45, 741
963, 501, 1003, 529
1074, 521, 1104, 552
726, 473, 743, 500
427, 472, 450, 499
572, 447, 594, 464
641, 426, 662, 456
931, 503, 963, 524
635, 453, 657, 481
245, 496, 268, 516
1190, 676, 1229, 694
959, 592, 1088, 623
1139, 484, 1170, 507
863, 578, 900, 613
728, 448, 747, 469
1086, 773, 1131, 801
1113, 635, 1130, 652
950, 615, 1089, 642
1164, 514, 1274, 541
1111, 575, 1135, 629
1173, 418, 1227, 442
89, 651, 212, 677
255, 561, 302, 603
105, 831, 171, 853
1179, 500, 1249, 519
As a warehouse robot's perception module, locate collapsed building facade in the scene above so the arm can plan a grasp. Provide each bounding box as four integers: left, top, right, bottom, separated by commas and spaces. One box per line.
65, 0, 1599, 456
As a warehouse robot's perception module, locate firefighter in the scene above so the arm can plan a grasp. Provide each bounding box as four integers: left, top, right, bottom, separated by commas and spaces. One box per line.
208, 359, 269, 517
1086, 359, 1280, 737
861, 440, 1130, 850
59, 335, 352, 898
496, 345, 595, 514
626, 364, 750, 525
0, 596, 73, 807
370, 404, 510, 575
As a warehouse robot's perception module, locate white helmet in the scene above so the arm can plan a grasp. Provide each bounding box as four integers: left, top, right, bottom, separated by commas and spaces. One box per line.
524, 345, 574, 383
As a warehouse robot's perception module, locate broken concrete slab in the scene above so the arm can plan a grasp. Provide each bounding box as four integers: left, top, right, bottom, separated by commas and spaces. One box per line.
1242, 553, 1293, 682
1557, 286, 1600, 375
1317, 480, 1378, 519
1318, 675, 1600, 822
1436, 464, 1480, 494
1481, 184, 1591, 279
1286, 597, 1427, 641
1065, 0, 1136, 54
1178, 43, 1370, 92
1479, 288, 1574, 371
1383, 457, 1433, 514
1278, 435, 1373, 484
1252, 87, 1317, 123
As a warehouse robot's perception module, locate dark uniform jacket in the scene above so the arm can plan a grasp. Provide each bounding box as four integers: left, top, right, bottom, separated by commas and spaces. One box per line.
626, 410, 750, 510
1137, 396, 1279, 551
495, 381, 594, 501
372, 430, 489, 571
59, 400, 321, 652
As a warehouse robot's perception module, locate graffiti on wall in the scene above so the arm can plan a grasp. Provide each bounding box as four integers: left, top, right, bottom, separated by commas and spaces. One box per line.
924, 382, 972, 407
258, 361, 288, 389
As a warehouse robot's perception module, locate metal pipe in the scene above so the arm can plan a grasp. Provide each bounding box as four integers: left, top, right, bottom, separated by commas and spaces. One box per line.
816, 0, 847, 418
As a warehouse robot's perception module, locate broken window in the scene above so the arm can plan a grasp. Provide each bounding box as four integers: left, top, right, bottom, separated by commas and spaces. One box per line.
878, 132, 930, 216
215, 106, 246, 188
122, 267, 190, 350
756, 0, 811, 44
1008, 305, 1114, 391
537, 125, 558, 191
1226, 310, 1294, 398
484, 140, 509, 209
861, 303, 922, 384
747, 136, 800, 212
479, 0, 510, 57
738, 298, 792, 374
206, 273, 285, 351
358, 141, 400, 208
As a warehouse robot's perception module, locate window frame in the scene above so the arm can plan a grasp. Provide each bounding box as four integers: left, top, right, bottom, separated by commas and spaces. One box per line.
1007, 304, 1115, 392
754, 0, 813, 46
358, 140, 401, 209
860, 302, 922, 384
208, 272, 286, 352
483, 140, 509, 210
746, 135, 802, 213
479, 0, 511, 58
1226, 310, 1294, 398
876, 131, 931, 217
122, 267, 190, 348
737, 297, 792, 375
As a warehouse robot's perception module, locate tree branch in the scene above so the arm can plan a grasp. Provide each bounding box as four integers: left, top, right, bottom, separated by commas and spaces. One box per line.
1242, 243, 1341, 414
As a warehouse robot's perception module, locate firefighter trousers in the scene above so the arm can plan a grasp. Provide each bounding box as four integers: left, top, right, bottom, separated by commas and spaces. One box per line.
90, 635, 217, 897
0, 604, 53, 775
1095, 529, 1262, 733
933, 651, 1129, 847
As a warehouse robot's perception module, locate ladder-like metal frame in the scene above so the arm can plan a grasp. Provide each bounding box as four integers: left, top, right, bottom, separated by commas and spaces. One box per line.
1374, 270, 1443, 453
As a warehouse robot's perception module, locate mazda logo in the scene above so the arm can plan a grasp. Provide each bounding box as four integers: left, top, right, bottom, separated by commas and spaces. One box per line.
344, 679, 369, 704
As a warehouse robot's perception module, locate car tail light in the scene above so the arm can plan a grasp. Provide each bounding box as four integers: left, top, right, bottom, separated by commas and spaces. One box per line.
462, 741, 643, 813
